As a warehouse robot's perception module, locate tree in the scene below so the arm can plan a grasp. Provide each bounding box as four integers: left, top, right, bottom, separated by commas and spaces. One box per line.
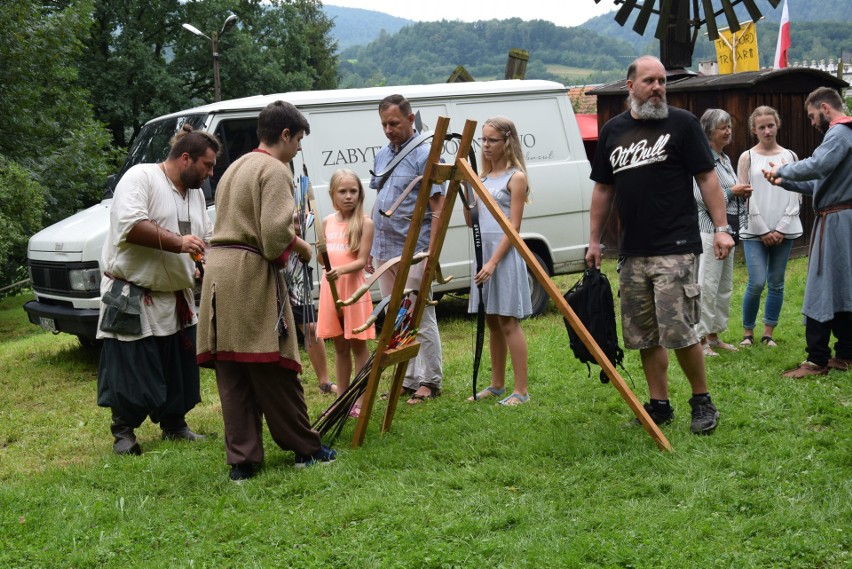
0, 161, 44, 295
0, 0, 119, 236
79, 0, 338, 149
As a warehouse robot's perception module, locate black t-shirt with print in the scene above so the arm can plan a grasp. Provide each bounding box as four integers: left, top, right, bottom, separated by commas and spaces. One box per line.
591, 107, 715, 256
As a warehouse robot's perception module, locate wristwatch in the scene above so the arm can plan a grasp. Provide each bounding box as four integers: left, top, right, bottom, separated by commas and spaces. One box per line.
714, 225, 734, 234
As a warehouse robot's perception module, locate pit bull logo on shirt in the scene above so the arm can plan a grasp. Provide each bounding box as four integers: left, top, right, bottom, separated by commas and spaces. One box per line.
610, 134, 670, 174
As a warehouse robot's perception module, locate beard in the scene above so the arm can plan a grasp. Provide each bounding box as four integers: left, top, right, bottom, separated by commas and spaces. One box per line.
816, 112, 831, 134
180, 168, 204, 190
629, 94, 669, 120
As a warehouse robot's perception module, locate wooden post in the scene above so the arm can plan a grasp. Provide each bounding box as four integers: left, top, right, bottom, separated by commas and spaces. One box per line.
447, 65, 475, 83
505, 49, 529, 79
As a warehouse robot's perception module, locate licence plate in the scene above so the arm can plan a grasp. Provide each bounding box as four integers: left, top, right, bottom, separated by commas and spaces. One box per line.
38, 317, 57, 333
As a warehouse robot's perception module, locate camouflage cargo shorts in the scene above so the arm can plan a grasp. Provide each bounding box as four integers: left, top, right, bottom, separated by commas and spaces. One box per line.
619, 254, 701, 350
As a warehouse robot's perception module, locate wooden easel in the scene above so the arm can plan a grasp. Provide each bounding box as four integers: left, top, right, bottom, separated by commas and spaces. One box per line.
351, 117, 672, 452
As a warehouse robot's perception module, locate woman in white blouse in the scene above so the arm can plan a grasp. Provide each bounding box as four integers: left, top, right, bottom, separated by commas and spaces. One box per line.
736, 106, 803, 348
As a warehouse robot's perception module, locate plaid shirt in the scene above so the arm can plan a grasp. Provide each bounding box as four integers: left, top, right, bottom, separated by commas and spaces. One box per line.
369, 132, 445, 259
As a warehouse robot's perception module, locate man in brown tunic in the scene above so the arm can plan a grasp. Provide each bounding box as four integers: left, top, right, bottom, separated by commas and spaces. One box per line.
197, 101, 336, 481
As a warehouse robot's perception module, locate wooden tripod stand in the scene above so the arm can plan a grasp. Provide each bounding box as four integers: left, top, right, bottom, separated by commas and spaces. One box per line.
351, 116, 672, 452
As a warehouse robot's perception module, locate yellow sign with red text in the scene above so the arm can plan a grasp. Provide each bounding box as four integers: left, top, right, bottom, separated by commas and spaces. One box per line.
714, 21, 760, 74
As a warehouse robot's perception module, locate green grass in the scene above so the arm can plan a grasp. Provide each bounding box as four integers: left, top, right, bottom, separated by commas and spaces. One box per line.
1, 257, 849, 568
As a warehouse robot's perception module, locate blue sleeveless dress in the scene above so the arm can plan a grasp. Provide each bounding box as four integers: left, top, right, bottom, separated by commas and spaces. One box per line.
468, 169, 532, 319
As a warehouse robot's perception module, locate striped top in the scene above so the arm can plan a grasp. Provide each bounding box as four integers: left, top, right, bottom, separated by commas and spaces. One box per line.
693, 150, 747, 234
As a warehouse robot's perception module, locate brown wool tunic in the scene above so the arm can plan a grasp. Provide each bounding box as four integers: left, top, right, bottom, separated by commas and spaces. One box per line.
197, 152, 300, 372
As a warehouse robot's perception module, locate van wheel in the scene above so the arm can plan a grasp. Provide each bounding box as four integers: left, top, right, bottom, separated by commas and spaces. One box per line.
77, 335, 102, 351
527, 252, 549, 316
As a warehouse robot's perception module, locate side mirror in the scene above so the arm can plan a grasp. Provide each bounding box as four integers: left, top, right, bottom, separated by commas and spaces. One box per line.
103, 174, 118, 198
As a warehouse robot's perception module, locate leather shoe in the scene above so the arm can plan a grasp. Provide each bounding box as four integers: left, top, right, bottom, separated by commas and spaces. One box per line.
828, 357, 852, 371
111, 425, 141, 455
229, 463, 259, 481
782, 361, 828, 378
113, 437, 142, 456
161, 427, 206, 441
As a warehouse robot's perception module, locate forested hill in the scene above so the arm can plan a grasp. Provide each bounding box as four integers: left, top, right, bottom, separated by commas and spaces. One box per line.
324, 5, 412, 50
337, 18, 637, 87
335, 1, 850, 88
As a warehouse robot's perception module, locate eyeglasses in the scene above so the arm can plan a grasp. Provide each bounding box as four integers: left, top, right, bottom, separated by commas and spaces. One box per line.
480, 137, 505, 145
716, 125, 732, 131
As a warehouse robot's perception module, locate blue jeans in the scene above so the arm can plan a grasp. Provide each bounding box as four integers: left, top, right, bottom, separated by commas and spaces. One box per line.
741, 239, 794, 330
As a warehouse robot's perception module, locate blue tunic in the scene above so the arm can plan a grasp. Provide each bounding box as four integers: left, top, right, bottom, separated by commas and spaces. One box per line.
777, 121, 852, 322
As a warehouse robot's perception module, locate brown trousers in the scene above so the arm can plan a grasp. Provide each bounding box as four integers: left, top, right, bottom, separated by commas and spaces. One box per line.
214, 361, 321, 465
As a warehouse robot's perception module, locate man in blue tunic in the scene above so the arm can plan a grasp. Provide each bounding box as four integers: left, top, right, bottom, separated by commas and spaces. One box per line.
765, 87, 852, 377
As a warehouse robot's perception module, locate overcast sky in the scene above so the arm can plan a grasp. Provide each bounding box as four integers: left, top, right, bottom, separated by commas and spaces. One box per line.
325, 0, 619, 28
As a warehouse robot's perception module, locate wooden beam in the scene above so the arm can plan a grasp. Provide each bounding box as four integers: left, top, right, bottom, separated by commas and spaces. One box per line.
352, 117, 454, 447
456, 155, 673, 452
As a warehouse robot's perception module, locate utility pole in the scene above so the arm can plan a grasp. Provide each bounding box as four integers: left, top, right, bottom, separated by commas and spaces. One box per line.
182, 15, 238, 102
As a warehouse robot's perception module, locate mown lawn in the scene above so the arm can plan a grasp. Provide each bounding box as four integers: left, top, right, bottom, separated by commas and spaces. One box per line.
0, 257, 849, 568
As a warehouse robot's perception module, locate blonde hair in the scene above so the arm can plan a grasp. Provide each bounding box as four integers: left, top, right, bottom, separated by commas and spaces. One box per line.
748, 105, 781, 137
328, 169, 365, 252
479, 116, 531, 201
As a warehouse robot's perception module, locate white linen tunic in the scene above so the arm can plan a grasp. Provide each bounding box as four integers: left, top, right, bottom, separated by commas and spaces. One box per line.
97, 163, 213, 340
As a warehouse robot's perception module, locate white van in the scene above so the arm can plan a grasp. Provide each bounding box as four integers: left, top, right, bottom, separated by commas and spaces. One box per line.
25, 80, 593, 346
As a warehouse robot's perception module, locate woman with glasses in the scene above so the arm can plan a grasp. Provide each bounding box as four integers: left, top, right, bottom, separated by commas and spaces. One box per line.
694, 109, 753, 357
466, 116, 532, 405
736, 106, 802, 348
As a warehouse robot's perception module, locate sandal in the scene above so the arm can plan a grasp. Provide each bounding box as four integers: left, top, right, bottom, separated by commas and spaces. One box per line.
406, 385, 441, 405
739, 335, 755, 347
380, 386, 415, 401
498, 393, 530, 406
318, 382, 337, 395
707, 338, 738, 352
348, 404, 361, 418
761, 336, 778, 347
467, 386, 506, 401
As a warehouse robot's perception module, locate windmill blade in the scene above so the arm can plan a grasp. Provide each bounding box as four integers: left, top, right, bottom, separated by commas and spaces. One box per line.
633, 0, 657, 36
614, 0, 639, 27
740, 0, 765, 23
720, 0, 741, 33
701, 0, 720, 40
654, 0, 673, 41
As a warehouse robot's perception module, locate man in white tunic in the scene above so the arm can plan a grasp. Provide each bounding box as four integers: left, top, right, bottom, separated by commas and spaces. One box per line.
96, 126, 219, 455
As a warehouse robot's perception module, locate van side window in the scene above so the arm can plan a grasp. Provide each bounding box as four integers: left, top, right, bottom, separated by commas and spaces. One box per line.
208, 119, 259, 204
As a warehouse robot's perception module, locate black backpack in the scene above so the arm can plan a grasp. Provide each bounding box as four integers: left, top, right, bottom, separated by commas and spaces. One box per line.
563, 267, 624, 383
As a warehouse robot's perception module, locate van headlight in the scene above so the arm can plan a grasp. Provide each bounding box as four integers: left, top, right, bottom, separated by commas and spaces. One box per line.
69, 267, 101, 291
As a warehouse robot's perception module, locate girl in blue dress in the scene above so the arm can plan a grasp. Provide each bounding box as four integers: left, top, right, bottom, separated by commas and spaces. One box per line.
467, 116, 532, 405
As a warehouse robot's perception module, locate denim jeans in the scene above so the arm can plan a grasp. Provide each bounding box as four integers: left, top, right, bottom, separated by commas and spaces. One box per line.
741, 238, 794, 329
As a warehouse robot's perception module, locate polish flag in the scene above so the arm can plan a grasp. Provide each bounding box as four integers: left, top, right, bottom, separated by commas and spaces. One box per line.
773, 0, 791, 69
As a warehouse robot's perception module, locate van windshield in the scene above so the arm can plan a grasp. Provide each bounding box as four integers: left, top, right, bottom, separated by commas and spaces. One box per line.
118, 114, 207, 179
